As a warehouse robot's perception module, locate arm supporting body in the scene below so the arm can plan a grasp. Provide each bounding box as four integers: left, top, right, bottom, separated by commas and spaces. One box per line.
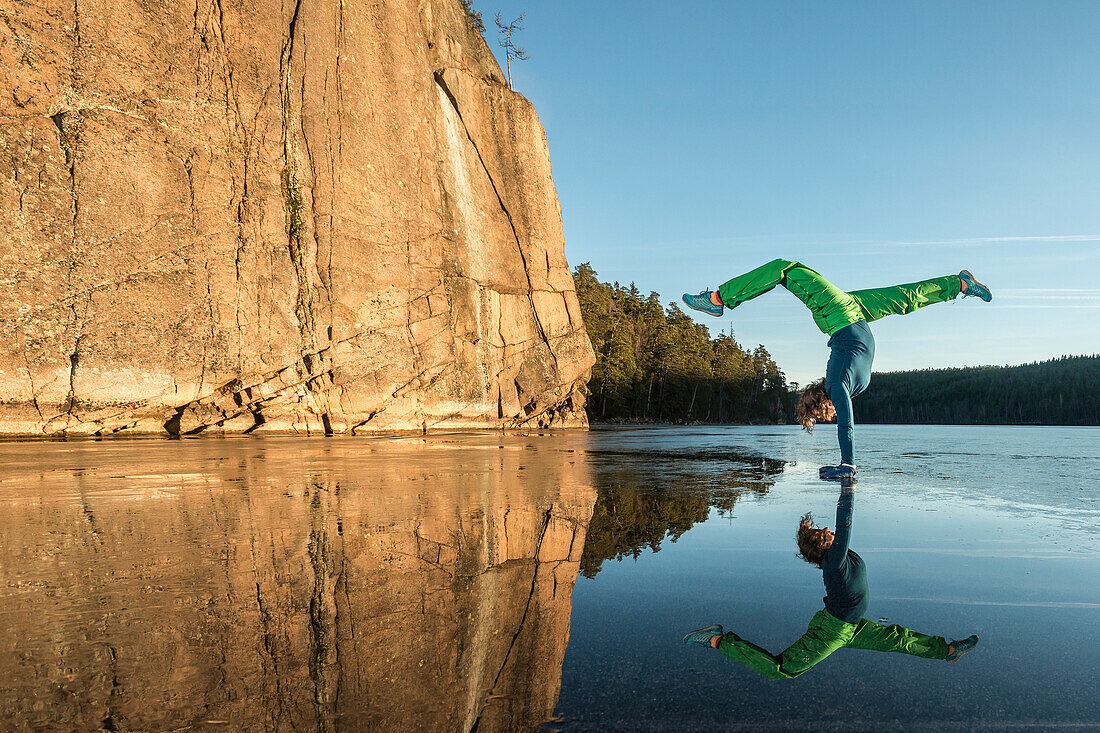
826, 381, 855, 465
824, 320, 874, 466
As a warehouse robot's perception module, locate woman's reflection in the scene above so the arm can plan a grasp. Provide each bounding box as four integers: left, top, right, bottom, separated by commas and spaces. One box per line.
683, 478, 979, 677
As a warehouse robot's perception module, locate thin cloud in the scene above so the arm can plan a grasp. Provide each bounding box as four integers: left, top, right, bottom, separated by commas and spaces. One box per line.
993, 304, 1100, 309
997, 288, 1100, 304
1003, 288, 1100, 293
639, 233, 1100, 255
879, 234, 1100, 247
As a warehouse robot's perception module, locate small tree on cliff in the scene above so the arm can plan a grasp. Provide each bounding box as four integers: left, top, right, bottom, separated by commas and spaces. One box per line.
494, 11, 529, 89
460, 0, 485, 35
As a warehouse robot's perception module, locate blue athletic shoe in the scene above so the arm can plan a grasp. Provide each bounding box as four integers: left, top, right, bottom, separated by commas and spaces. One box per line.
682, 290, 724, 317
819, 464, 857, 480
958, 270, 992, 302
946, 634, 979, 663
683, 624, 724, 647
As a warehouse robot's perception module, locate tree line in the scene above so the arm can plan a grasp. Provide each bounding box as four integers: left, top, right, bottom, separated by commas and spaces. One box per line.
858, 355, 1100, 425
573, 264, 1099, 426
573, 263, 796, 424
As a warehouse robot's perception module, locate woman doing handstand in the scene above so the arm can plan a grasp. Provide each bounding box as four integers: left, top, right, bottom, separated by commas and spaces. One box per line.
683, 260, 992, 476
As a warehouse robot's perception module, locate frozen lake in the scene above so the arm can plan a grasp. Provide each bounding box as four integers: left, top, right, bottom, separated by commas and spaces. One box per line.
555, 425, 1100, 731
0, 425, 1097, 731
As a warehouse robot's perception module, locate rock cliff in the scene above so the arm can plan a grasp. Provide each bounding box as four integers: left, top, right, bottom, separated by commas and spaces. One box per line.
0, 0, 595, 435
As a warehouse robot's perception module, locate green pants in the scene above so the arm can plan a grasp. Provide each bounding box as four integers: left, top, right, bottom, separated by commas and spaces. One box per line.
716, 259, 962, 336
716, 609, 950, 679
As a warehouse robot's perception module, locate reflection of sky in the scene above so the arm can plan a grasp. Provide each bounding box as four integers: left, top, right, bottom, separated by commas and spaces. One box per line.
554, 426, 1100, 730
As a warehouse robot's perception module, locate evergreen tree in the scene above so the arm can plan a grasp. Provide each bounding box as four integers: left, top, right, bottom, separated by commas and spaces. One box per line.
574, 264, 797, 423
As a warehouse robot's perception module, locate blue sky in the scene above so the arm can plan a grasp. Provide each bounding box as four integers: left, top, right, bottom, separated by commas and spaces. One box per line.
483, 0, 1100, 385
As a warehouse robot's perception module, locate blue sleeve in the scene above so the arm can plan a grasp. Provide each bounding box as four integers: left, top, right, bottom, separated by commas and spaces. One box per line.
827, 381, 855, 465
824, 488, 854, 568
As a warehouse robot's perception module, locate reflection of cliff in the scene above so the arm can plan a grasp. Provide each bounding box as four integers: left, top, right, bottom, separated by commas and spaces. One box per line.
580, 447, 786, 577
0, 435, 596, 732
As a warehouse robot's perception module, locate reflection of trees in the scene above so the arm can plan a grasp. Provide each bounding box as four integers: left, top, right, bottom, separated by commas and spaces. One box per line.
580, 482, 711, 578
579, 449, 787, 577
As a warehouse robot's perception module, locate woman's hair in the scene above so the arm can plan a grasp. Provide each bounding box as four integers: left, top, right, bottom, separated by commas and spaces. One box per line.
796, 512, 832, 568
797, 379, 831, 433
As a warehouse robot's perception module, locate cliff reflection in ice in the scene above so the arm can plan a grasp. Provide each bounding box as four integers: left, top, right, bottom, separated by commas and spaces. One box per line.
0, 435, 595, 731
0, 432, 788, 731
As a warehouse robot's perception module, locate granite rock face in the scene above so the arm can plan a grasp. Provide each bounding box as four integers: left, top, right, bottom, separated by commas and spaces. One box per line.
0, 0, 594, 435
